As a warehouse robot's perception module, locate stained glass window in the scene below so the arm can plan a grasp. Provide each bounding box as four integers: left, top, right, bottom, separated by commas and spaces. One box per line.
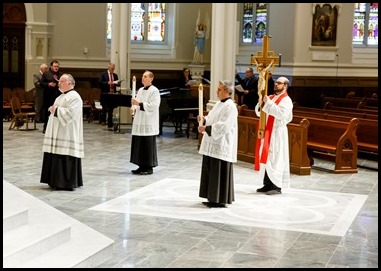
241, 3, 268, 44
106, 3, 112, 42
353, 3, 378, 46
107, 3, 166, 43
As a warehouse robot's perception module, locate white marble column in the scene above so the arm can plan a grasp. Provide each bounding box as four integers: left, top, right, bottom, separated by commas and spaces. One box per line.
118, 3, 130, 94
111, 3, 121, 74
111, 3, 132, 124
208, 3, 237, 110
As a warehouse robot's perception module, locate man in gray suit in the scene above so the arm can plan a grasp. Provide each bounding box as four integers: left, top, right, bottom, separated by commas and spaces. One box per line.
33, 63, 48, 123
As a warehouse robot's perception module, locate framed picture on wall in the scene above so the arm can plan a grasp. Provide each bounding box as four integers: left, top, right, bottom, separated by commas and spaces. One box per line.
311, 4, 339, 46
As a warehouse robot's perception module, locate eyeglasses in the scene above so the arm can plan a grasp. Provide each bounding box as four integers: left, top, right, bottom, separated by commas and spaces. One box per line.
275, 81, 285, 85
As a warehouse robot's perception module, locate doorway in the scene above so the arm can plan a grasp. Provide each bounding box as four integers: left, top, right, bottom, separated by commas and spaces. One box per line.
3, 3, 26, 89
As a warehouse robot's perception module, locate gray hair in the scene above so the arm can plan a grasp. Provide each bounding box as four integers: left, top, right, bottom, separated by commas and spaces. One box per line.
61, 73, 76, 87
219, 80, 234, 95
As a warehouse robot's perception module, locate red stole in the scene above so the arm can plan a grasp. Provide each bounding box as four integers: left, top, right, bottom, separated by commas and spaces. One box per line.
254, 92, 288, 171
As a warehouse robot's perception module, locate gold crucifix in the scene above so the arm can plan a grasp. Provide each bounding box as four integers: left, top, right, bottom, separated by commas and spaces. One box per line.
251, 35, 280, 139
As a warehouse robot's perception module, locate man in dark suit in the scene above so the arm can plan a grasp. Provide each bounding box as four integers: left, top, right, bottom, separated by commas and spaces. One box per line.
99, 63, 121, 128
267, 72, 275, 96
235, 67, 258, 109
40, 60, 61, 133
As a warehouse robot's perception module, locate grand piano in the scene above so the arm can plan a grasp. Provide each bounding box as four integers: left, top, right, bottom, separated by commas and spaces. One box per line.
100, 92, 132, 131
159, 87, 199, 135
100, 92, 132, 109
100, 89, 198, 134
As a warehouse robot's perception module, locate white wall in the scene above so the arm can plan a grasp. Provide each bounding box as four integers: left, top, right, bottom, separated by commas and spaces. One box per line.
24, 3, 378, 91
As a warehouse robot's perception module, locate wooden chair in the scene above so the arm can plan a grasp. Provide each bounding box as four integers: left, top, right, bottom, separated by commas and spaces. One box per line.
3, 87, 13, 121
12, 87, 34, 112
9, 96, 37, 130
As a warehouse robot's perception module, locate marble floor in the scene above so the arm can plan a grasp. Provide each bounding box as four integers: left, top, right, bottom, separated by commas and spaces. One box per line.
3, 120, 378, 268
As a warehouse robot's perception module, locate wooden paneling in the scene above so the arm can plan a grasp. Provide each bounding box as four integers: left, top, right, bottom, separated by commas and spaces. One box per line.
289, 86, 378, 108
60, 67, 104, 88
292, 76, 378, 88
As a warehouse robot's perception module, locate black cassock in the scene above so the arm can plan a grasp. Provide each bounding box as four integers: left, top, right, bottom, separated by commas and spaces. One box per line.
40, 153, 83, 189
199, 155, 234, 204
130, 135, 158, 168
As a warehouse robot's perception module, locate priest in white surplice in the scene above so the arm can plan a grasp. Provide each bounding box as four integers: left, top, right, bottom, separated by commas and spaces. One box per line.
198, 80, 238, 208
254, 76, 293, 195
130, 70, 160, 175
40, 73, 84, 191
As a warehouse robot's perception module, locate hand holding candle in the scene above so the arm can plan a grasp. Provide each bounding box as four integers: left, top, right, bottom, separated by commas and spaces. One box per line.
198, 83, 203, 127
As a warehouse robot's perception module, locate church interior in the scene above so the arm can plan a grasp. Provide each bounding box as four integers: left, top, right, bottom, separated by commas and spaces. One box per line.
3, 3, 378, 268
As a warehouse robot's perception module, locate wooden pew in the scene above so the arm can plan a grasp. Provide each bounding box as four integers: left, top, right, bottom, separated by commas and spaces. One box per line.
293, 110, 378, 156
291, 115, 359, 174
293, 103, 378, 120
321, 96, 363, 109
346, 94, 378, 108
324, 102, 378, 115
321, 96, 378, 110
238, 107, 311, 175
288, 118, 311, 175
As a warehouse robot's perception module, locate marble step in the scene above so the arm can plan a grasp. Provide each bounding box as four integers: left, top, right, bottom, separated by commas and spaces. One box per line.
3, 223, 72, 268
3, 180, 114, 268
16, 232, 114, 268
3, 205, 29, 233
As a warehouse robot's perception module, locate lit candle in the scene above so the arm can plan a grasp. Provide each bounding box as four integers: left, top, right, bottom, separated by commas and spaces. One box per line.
198, 83, 203, 126
132, 76, 136, 98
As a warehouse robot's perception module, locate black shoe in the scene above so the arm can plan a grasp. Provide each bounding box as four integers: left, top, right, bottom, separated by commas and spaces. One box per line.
131, 168, 143, 174
202, 201, 209, 206
256, 186, 272, 193
139, 169, 153, 175
266, 188, 281, 195
206, 202, 226, 208
54, 187, 74, 191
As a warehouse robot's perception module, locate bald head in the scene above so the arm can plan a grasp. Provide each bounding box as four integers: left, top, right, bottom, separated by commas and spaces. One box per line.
277, 77, 289, 87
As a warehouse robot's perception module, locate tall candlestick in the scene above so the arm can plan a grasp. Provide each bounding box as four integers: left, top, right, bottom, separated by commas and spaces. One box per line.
198, 83, 203, 126
132, 76, 136, 98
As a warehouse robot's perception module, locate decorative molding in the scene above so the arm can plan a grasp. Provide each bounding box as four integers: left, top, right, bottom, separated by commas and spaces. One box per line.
311, 51, 337, 61
312, 3, 342, 14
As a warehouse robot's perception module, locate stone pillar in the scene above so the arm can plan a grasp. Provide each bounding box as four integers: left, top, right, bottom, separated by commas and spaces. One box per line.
112, 3, 132, 125
118, 3, 130, 94
208, 3, 237, 110
25, 25, 33, 61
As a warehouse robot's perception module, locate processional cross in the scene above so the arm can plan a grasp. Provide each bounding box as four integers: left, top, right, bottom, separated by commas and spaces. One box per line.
250, 35, 280, 139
